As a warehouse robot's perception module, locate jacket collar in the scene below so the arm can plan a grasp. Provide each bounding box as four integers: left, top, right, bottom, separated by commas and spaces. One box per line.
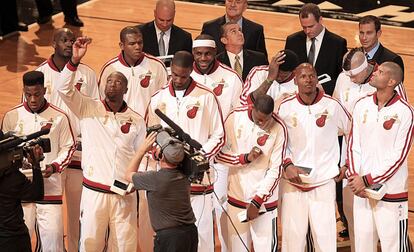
168, 78, 197, 97
47, 55, 62, 72
101, 100, 128, 113
23, 99, 49, 114
296, 88, 324, 105
373, 91, 400, 107
118, 51, 144, 67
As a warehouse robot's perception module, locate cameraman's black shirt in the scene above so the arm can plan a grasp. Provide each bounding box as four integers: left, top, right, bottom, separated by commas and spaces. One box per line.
0, 168, 44, 237
132, 168, 196, 232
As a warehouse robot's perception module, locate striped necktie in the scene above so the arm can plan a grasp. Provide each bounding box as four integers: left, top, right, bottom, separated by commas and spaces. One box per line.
234, 55, 242, 77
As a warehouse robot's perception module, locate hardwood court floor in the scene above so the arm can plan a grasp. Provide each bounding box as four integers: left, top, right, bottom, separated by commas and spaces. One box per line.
0, 0, 413, 251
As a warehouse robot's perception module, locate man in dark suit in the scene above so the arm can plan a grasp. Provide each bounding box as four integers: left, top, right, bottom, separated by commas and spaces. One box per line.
359, 15, 404, 80
138, 0, 192, 62
285, 3, 347, 96
201, 0, 267, 59
216, 21, 268, 81
35, 0, 84, 26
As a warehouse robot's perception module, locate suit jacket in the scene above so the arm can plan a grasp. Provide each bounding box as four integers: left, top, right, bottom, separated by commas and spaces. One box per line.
371, 43, 405, 79
285, 29, 347, 96
138, 21, 192, 57
202, 16, 267, 59
216, 49, 268, 81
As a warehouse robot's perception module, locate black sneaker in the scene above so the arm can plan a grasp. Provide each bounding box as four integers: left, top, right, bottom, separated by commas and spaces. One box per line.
64, 16, 84, 27
37, 15, 52, 24
16, 22, 28, 32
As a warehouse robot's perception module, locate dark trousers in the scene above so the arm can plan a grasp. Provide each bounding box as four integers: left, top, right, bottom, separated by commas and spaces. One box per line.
154, 224, 198, 252
0, 0, 19, 34
35, 0, 78, 18
0, 234, 31, 252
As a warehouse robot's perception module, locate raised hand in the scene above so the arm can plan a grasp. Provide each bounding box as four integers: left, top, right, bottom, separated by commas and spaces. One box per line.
267, 51, 286, 82
71, 36, 92, 65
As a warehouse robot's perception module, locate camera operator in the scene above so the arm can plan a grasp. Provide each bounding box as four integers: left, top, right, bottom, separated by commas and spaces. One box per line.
1, 71, 75, 251
0, 145, 44, 252
125, 131, 198, 252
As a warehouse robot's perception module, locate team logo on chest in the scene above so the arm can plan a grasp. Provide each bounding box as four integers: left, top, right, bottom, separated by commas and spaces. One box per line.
315, 109, 329, 127
120, 118, 133, 134
186, 101, 201, 119
212, 79, 227, 96
40, 118, 54, 131
75, 77, 84, 91
257, 132, 270, 146
383, 114, 399, 130
139, 71, 152, 88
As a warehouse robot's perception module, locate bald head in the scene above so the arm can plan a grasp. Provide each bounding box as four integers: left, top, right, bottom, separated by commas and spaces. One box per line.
295, 63, 316, 77
53, 28, 74, 42
108, 71, 128, 87
155, 0, 175, 11
154, 0, 175, 32
381, 62, 403, 85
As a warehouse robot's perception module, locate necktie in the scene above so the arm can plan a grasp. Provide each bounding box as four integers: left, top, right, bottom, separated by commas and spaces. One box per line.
234, 55, 242, 77
308, 38, 316, 65
159, 31, 165, 56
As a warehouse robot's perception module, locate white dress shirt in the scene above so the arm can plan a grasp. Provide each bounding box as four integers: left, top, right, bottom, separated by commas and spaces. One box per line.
306, 27, 325, 66
227, 50, 244, 70
154, 21, 171, 55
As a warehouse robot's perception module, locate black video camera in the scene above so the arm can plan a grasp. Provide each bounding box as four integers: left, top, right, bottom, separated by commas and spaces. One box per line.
0, 129, 51, 177
147, 124, 209, 184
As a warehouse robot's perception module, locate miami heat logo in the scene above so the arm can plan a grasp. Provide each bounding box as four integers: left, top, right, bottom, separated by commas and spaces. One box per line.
383, 114, 399, 130
316, 110, 329, 128
212, 79, 226, 96
40, 118, 54, 131
139, 71, 152, 88
120, 118, 133, 134
257, 132, 270, 146
186, 101, 201, 119
75, 78, 84, 91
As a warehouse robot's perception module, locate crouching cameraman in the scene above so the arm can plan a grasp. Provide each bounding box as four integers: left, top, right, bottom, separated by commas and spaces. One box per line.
126, 131, 198, 252
0, 144, 44, 251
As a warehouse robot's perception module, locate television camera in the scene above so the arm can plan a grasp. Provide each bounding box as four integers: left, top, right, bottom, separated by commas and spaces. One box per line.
147, 109, 210, 184
0, 129, 51, 177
